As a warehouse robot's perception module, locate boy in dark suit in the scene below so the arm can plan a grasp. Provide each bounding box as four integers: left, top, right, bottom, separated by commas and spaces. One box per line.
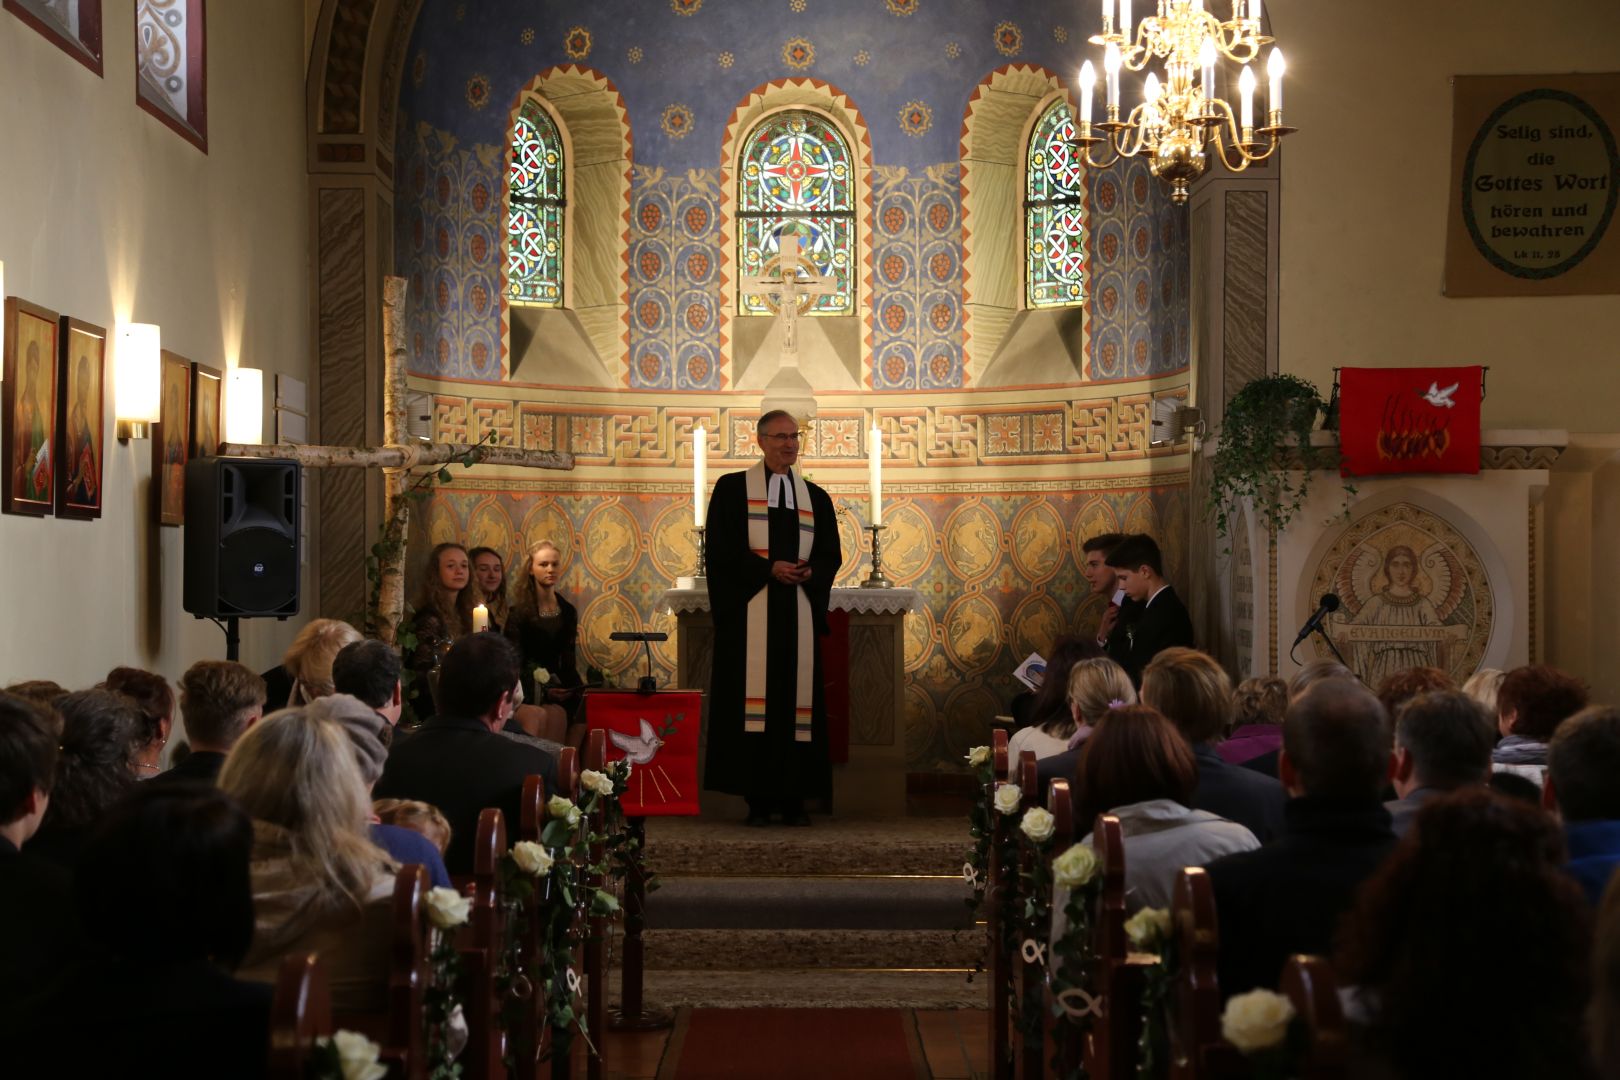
1104, 533, 1194, 685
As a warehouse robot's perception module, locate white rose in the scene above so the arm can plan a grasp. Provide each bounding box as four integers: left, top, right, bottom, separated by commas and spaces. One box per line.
1020, 806, 1056, 844
1221, 988, 1296, 1054
581, 769, 615, 797
1052, 844, 1100, 889
327, 1030, 387, 1080
993, 783, 1023, 816
425, 886, 471, 929
548, 795, 582, 826
511, 840, 554, 877
534, 666, 552, 686
965, 745, 991, 767
1125, 906, 1172, 951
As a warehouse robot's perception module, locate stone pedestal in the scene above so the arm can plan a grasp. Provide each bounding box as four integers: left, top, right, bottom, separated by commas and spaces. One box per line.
662, 586, 921, 818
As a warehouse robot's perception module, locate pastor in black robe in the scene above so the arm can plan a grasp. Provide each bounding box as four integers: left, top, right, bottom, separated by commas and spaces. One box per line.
702, 467, 841, 807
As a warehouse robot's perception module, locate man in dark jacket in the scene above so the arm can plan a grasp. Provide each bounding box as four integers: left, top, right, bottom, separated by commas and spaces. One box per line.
152, 661, 267, 788
373, 633, 559, 874
1104, 534, 1193, 685
1205, 679, 1398, 997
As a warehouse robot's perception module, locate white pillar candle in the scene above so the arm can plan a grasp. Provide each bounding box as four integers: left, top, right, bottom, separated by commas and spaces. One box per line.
1079, 61, 1096, 125
693, 423, 707, 526
1267, 47, 1285, 116
1239, 64, 1255, 129
472, 604, 490, 633
869, 423, 883, 526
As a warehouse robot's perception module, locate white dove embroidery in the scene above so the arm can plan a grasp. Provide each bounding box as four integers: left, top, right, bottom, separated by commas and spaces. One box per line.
1421, 381, 1459, 408
608, 718, 665, 765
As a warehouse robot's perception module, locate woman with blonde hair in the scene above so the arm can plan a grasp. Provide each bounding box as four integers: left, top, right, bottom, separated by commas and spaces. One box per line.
220, 706, 396, 1011
1141, 647, 1285, 842
1462, 667, 1505, 715
1009, 657, 1134, 761
506, 538, 585, 747
279, 618, 363, 707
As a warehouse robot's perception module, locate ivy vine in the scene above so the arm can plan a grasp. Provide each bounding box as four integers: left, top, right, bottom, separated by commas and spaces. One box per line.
1206, 374, 1348, 540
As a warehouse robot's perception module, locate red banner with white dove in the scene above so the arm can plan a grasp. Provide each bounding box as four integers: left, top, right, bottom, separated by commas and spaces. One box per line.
586, 691, 701, 816
1338, 366, 1483, 477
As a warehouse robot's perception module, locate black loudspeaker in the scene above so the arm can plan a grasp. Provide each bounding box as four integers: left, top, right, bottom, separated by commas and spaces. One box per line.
183, 457, 301, 618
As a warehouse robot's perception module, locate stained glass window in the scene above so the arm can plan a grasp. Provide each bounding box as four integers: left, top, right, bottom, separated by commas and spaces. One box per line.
1025, 99, 1088, 308
737, 111, 856, 316
507, 99, 565, 306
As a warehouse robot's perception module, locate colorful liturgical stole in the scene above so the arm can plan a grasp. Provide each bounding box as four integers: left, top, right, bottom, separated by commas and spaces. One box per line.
744, 462, 816, 742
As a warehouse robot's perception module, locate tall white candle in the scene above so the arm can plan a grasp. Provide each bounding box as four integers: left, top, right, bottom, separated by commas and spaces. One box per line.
1239, 64, 1255, 130
869, 423, 883, 526
1267, 47, 1285, 116
1119, 0, 1132, 40
1105, 43, 1122, 109
1079, 61, 1096, 125
472, 604, 490, 633
1200, 38, 1215, 103
1102, 0, 1113, 29
693, 423, 707, 526
1251, 0, 1261, 24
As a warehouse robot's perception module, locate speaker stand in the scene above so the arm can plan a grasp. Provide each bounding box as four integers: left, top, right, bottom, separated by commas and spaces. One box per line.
203, 616, 244, 662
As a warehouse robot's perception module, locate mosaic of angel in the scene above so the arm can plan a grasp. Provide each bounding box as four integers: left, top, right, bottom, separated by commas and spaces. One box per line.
1327, 540, 1469, 686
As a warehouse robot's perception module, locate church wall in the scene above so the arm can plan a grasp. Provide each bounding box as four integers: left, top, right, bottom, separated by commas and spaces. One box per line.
392, 0, 1194, 771
0, 6, 311, 688
1271, 0, 1620, 431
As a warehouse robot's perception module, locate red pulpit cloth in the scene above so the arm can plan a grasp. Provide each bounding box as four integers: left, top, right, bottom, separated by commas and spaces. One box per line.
1338, 366, 1483, 477
586, 691, 702, 816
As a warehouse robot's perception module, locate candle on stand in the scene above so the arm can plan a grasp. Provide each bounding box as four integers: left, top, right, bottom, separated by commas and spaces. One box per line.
869, 423, 883, 526
1266, 47, 1285, 117
1239, 64, 1255, 130
472, 604, 490, 633
692, 423, 707, 526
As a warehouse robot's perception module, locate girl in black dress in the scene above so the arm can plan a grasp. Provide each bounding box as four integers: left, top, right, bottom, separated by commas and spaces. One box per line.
505, 538, 585, 748
468, 546, 511, 633
406, 542, 478, 719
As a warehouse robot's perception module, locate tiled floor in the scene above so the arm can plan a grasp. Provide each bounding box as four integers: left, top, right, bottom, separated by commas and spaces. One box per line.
579, 1008, 990, 1079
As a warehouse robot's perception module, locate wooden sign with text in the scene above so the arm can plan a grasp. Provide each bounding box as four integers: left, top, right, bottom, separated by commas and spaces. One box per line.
1445, 72, 1620, 297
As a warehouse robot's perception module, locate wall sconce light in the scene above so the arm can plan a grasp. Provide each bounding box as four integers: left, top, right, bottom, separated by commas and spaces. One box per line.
115, 323, 162, 440
226, 367, 264, 445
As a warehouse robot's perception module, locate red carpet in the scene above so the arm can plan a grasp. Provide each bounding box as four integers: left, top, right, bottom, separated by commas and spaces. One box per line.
663, 1008, 927, 1079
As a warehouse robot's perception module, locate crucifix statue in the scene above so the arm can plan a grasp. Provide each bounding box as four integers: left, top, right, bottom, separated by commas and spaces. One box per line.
739, 230, 834, 419
220, 274, 573, 644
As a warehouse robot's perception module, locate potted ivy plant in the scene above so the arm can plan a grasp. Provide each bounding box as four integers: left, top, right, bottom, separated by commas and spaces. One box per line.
1207, 373, 1328, 538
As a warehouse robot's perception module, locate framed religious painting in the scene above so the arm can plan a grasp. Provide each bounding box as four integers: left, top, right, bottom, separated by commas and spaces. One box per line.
190, 361, 222, 459
55, 317, 107, 520
2, 296, 61, 516
153, 350, 191, 526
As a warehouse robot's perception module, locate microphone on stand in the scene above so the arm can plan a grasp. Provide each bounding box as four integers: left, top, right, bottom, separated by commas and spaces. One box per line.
1291, 593, 1341, 649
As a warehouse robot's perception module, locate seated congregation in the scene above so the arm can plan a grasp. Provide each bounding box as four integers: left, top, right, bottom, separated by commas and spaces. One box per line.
978, 646, 1620, 1079
0, 609, 625, 1079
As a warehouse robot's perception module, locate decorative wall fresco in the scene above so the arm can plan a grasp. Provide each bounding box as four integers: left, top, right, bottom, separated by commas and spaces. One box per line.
414, 479, 1190, 771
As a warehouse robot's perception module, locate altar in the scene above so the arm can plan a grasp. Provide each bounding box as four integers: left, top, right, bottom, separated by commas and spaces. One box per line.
661, 585, 922, 818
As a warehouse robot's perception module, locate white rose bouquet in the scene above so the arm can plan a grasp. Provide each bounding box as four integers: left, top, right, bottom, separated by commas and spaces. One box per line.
1221, 988, 1296, 1054
581, 768, 615, 797
425, 885, 471, 929
993, 783, 1023, 816
548, 795, 582, 827
319, 1030, 387, 1080
1020, 806, 1056, 844
1124, 906, 1172, 951
511, 840, 554, 877
1051, 843, 1100, 889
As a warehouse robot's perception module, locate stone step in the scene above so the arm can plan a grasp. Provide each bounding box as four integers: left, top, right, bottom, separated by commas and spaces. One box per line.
645, 874, 975, 931
643, 815, 969, 878
634, 928, 983, 972
603, 966, 989, 1011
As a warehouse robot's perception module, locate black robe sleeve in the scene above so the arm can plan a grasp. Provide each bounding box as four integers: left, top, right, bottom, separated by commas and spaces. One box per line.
804, 480, 841, 635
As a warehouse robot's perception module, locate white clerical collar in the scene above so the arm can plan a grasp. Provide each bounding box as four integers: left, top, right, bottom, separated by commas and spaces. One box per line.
1146, 583, 1171, 608
767, 470, 796, 509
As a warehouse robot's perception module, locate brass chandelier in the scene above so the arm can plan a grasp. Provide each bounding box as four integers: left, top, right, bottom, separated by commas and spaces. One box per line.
1070, 0, 1293, 203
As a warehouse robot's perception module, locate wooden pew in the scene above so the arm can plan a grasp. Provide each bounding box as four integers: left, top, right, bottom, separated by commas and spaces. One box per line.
1169, 867, 1247, 1080
331, 863, 429, 1080
1084, 814, 1158, 1080
540, 744, 583, 1080
269, 953, 332, 1080
1041, 780, 1083, 1078
509, 774, 549, 1080
583, 728, 609, 1080
1280, 956, 1349, 1080
457, 807, 508, 1080
1010, 750, 1044, 1080
986, 728, 1012, 1080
